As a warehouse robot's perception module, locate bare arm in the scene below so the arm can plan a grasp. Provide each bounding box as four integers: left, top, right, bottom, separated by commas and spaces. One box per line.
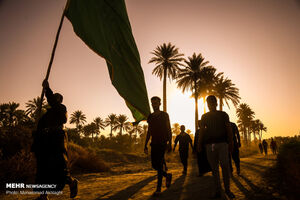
166, 113, 172, 145
173, 136, 179, 151
42, 80, 56, 107
144, 129, 151, 154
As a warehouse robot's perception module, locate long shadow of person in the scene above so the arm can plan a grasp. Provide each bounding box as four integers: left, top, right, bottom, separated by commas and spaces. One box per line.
180, 158, 214, 200
148, 174, 186, 200
97, 175, 156, 200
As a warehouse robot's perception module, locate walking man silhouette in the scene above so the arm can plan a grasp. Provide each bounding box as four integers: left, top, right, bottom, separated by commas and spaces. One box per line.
262, 139, 268, 155
144, 96, 172, 196
198, 95, 235, 199
259, 142, 263, 154
31, 80, 78, 200
270, 138, 277, 154
194, 120, 211, 176
229, 122, 241, 175
173, 125, 193, 175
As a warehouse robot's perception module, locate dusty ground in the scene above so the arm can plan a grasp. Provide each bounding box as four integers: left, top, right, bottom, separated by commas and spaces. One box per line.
1, 153, 285, 200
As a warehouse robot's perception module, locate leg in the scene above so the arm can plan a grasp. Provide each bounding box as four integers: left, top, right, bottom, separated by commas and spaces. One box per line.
151, 144, 169, 192
180, 150, 188, 173
206, 144, 221, 195
232, 148, 240, 174
218, 143, 231, 193
228, 151, 233, 173
219, 143, 235, 198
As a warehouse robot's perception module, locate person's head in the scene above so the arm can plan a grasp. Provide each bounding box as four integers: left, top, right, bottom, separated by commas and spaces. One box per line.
206, 95, 217, 111
54, 93, 63, 104
151, 96, 161, 111
180, 125, 185, 132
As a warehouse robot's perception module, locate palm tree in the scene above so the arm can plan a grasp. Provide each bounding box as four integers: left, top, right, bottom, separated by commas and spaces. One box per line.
250, 119, 260, 142
258, 120, 267, 141
195, 66, 222, 114
172, 123, 181, 142
176, 53, 212, 131
149, 42, 184, 112
236, 103, 255, 144
25, 97, 47, 121
0, 102, 25, 127
70, 110, 87, 131
82, 123, 95, 138
140, 124, 148, 139
129, 124, 143, 138
115, 114, 131, 135
93, 117, 106, 137
105, 113, 118, 137
213, 75, 240, 111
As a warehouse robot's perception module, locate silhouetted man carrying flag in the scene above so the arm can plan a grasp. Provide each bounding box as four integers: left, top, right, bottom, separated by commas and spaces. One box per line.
198, 95, 235, 199
31, 80, 78, 200
144, 96, 172, 196
173, 125, 193, 175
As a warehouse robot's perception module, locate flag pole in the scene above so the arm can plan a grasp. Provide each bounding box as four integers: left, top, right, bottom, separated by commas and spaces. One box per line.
36, 5, 66, 122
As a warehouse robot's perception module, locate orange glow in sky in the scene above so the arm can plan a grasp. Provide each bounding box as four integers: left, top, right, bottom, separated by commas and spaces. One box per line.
0, 0, 299, 138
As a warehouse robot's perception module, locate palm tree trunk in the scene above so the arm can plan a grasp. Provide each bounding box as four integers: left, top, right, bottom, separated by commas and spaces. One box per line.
220, 98, 223, 111
110, 125, 113, 138
247, 127, 251, 144
163, 68, 167, 112
194, 80, 198, 132
243, 126, 247, 145
259, 130, 262, 141
203, 96, 206, 114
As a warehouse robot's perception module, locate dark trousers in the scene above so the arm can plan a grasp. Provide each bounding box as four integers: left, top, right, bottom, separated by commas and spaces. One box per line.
151, 144, 167, 189
179, 150, 188, 171
263, 147, 268, 155
206, 143, 231, 193
33, 129, 70, 192
229, 146, 240, 172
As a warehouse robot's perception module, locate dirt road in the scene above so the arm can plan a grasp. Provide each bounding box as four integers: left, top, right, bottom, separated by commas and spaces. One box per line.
2, 154, 283, 200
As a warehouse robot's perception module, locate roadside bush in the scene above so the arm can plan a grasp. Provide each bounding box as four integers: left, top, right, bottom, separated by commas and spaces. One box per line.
68, 142, 109, 173
277, 139, 300, 199
239, 143, 259, 158
0, 150, 36, 190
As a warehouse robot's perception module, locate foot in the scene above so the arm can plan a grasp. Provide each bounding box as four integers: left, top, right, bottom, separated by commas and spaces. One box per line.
225, 190, 235, 199
166, 173, 172, 188
237, 168, 240, 175
153, 189, 161, 196
69, 178, 79, 198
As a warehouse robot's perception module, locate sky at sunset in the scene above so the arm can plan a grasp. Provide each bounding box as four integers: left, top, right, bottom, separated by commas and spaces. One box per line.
0, 0, 299, 138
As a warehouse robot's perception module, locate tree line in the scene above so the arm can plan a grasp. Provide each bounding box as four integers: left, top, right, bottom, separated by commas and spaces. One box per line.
0, 42, 268, 154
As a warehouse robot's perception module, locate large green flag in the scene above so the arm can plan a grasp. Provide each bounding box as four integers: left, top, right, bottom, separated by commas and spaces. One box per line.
65, 0, 150, 121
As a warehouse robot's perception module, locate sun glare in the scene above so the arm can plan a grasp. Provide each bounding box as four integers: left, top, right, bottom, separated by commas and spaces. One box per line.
168, 90, 205, 134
